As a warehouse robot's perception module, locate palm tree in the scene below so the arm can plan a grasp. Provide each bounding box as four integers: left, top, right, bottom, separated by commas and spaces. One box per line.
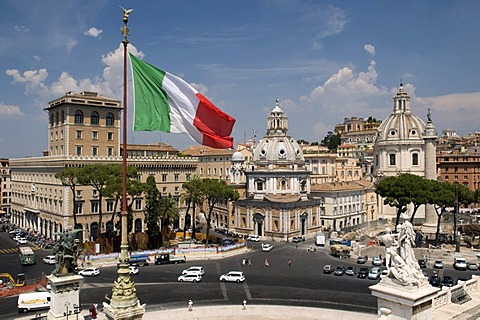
159, 194, 179, 245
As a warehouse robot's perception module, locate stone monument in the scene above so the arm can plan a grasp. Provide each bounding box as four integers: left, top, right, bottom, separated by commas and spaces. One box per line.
370, 221, 439, 320
47, 229, 84, 320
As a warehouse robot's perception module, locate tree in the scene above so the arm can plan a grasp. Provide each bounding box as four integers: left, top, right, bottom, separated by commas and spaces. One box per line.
429, 180, 456, 245
144, 175, 162, 249
181, 175, 205, 240
203, 179, 239, 246
55, 166, 82, 227
158, 194, 179, 245
375, 175, 411, 231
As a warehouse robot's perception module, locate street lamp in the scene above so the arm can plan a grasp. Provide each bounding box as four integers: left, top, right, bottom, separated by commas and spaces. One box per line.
64, 302, 71, 320
454, 186, 460, 253
73, 304, 80, 320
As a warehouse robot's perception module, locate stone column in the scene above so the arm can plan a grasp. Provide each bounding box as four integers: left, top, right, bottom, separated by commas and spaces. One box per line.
422, 121, 438, 235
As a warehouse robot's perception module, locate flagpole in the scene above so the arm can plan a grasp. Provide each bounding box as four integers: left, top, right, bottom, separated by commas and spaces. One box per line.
103, 7, 145, 319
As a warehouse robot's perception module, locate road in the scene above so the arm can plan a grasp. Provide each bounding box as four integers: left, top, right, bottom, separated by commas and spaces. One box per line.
1, 232, 479, 319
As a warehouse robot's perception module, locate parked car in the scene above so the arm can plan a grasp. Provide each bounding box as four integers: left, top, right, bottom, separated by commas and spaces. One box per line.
418, 259, 427, 268
17, 237, 28, 244
372, 256, 382, 266
78, 267, 100, 277
429, 275, 442, 287
356, 256, 367, 264
345, 266, 356, 276
453, 257, 467, 271
433, 260, 444, 269
441, 276, 455, 287
323, 265, 334, 274
182, 266, 205, 276
380, 269, 389, 279
357, 267, 369, 279
178, 273, 202, 283
467, 262, 478, 271
43, 255, 56, 265
262, 243, 273, 252
247, 235, 260, 242
219, 271, 245, 283
129, 266, 139, 275
368, 267, 382, 280
291, 236, 303, 243
334, 266, 346, 276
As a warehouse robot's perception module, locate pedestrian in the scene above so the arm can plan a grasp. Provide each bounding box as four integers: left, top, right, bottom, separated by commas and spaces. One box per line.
242, 258, 246, 267
188, 299, 193, 311
242, 299, 247, 310
264, 259, 269, 267
288, 259, 292, 268
248, 258, 252, 266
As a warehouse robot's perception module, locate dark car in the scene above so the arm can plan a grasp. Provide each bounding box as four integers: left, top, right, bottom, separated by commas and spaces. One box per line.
442, 276, 455, 287
334, 266, 346, 276
357, 267, 369, 279
418, 259, 427, 268
357, 256, 367, 264
292, 236, 303, 243
429, 275, 442, 287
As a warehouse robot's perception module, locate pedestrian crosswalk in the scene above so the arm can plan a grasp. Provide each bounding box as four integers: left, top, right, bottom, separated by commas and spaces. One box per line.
0, 246, 42, 255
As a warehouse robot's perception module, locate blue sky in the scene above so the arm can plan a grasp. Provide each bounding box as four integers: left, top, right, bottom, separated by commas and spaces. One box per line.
1, 0, 480, 158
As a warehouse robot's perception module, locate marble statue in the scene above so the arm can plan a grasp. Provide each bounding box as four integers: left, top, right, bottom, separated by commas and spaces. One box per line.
379, 221, 426, 286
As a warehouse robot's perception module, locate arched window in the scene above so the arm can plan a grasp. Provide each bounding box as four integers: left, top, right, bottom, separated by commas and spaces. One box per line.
74, 110, 84, 124
50, 114, 54, 126
61, 110, 65, 124
55, 112, 59, 125
106, 112, 114, 126
91, 111, 99, 125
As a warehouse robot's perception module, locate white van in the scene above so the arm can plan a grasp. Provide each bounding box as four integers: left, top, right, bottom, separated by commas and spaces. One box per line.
18, 292, 51, 313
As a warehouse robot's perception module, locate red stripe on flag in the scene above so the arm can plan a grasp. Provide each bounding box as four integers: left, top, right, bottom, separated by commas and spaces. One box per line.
193, 93, 235, 149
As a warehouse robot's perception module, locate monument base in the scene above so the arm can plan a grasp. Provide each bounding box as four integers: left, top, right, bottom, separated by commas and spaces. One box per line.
46, 274, 84, 320
370, 277, 439, 320
103, 299, 145, 320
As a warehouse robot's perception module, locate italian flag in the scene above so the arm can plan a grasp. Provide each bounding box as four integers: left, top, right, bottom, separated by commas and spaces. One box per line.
129, 54, 235, 149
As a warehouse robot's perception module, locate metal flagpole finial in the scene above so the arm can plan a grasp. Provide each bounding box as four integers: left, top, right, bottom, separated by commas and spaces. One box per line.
120, 6, 133, 44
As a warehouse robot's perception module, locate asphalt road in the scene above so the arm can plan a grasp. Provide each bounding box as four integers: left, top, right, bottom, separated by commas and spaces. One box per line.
1, 232, 479, 319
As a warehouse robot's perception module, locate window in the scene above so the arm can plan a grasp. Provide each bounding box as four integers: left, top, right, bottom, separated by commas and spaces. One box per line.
76, 130, 82, 139
74, 202, 83, 214
389, 154, 396, 166
92, 147, 98, 156
76, 146, 82, 156
90, 111, 99, 125
186, 174, 191, 181
412, 153, 419, 166
107, 132, 113, 140
135, 199, 141, 210
106, 112, 114, 126
107, 147, 113, 156
74, 110, 84, 124
162, 174, 167, 182
107, 201, 114, 212
92, 131, 98, 140
91, 202, 99, 213
174, 174, 179, 182
256, 181, 263, 190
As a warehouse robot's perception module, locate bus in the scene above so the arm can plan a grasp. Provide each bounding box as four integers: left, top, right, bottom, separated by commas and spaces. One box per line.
18, 246, 35, 265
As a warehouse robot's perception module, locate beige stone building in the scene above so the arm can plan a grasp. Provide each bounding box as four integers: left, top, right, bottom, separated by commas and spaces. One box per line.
1, 158, 11, 217
9, 91, 197, 243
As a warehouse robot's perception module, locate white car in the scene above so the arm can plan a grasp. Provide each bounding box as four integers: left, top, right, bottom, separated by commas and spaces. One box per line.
182, 266, 205, 276
368, 267, 382, 280
177, 274, 202, 282
372, 256, 383, 266
17, 237, 28, 244
262, 243, 273, 252
43, 255, 56, 265
247, 235, 260, 242
129, 266, 139, 275
219, 271, 245, 283
78, 267, 100, 277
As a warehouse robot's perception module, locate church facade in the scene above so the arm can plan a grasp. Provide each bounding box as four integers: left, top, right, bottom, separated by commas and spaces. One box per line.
232, 100, 323, 240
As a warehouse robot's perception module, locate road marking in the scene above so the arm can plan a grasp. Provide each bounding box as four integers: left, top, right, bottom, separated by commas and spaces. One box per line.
243, 281, 252, 300
216, 262, 229, 301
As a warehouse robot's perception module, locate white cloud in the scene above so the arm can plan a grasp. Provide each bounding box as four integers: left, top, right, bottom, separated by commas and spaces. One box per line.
0, 102, 24, 116
5, 68, 49, 95
313, 5, 348, 49
33, 55, 41, 61
84, 27, 103, 38
364, 44, 375, 56
65, 38, 78, 54
14, 25, 30, 33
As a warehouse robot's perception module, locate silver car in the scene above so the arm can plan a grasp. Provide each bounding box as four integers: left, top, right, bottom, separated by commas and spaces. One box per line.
220, 271, 245, 283
178, 274, 202, 282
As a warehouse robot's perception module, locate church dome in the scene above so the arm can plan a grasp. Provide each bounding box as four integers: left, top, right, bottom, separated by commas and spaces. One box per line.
252, 99, 304, 164
376, 84, 426, 142
231, 151, 244, 162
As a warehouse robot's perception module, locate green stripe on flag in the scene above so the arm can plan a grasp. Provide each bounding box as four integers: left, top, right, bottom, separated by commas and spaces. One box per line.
130, 54, 171, 132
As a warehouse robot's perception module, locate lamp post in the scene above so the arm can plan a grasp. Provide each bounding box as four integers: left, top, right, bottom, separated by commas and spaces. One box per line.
64, 302, 71, 320
73, 304, 80, 320
454, 186, 460, 253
